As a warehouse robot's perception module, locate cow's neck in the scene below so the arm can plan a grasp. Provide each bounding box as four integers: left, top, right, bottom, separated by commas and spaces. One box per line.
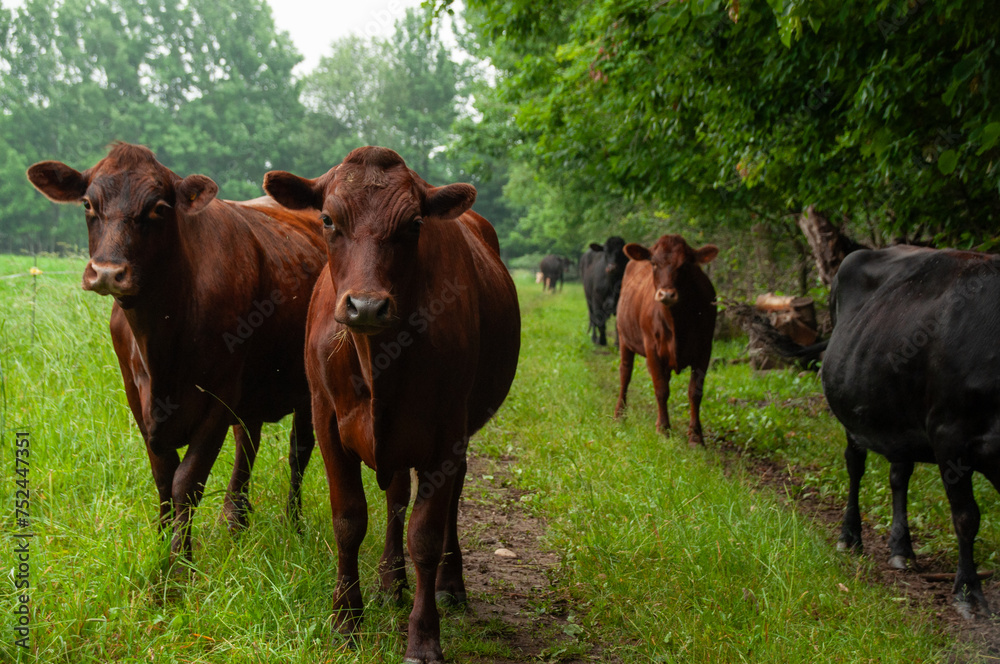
118, 206, 232, 362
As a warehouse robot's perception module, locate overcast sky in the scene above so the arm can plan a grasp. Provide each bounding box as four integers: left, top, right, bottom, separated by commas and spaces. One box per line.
1, 0, 427, 75
268, 0, 426, 74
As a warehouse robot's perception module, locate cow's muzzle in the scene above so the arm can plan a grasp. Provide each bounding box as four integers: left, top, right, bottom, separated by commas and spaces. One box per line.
655, 288, 678, 306
336, 291, 396, 334
83, 260, 134, 297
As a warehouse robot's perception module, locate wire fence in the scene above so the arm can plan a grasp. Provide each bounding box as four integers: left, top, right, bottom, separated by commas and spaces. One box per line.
1, 266, 79, 343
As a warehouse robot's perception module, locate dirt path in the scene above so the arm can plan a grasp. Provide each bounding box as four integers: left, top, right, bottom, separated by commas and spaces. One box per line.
454, 453, 600, 663
713, 437, 1000, 662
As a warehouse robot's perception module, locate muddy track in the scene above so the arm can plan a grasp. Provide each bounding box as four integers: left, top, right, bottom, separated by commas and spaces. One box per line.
454, 453, 604, 662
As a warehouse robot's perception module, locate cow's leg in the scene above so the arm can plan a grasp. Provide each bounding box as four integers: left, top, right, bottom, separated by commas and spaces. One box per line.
887, 461, 916, 570
379, 469, 411, 601
837, 433, 867, 552
405, 462, 458, 663
646, 354, 671, 433
585, 300, 599, 344
435, 455, 468, 609
170, 415, 229, 562
317, 409, 368, 636
224, 420, 262, 532
597, 316, 608, 346
145, 441, 180, 532
686, 366, 708, 447
122, 359, 180, 531
937, 458, 987, 617
615, 346, 635, 419
286, 405, 315, 524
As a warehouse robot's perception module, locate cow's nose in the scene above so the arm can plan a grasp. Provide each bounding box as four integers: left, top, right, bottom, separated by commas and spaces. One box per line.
83, 261, 130, 295
345, 294, 393, 328
655, 288, 678, 305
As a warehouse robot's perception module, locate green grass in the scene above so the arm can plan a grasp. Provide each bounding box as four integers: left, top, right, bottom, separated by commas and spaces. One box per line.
0, 257, 987, 662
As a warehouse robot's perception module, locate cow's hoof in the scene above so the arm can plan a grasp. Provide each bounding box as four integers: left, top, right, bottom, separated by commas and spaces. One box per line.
223, 498, 252, 532
836, 537, 862, 553
953, 589, 992, 619
954, 599, 978, 621
887, 555, 911, 571
404, 658, 443, 664
435, 590, 468, 611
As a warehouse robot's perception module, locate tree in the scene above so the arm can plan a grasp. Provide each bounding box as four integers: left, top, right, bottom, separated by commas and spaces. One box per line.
0, 0, 305, 252
448, 0, 1000, 250
301, 6, 467, 184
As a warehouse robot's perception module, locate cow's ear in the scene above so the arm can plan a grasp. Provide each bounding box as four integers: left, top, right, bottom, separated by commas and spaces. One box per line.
624, 243, 651, 261
694, 244, 719, 264
589, 242, 604, 252
176, 174, 218, 214
423, 183, 476, 220
26, 161, 88, 202
263, 170, 324, 210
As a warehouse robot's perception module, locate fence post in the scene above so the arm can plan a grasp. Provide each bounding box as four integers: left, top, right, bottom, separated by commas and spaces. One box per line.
30, 254, 39, 344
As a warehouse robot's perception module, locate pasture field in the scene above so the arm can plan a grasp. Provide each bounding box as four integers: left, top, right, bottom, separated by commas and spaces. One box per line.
1, 255, 997, 662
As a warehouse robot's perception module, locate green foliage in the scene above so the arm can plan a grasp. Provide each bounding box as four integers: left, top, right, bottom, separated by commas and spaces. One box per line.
300, 7, 466, 183
0, 2, 495, 255
450, 0, 1000, 253
0, 0, 307, 252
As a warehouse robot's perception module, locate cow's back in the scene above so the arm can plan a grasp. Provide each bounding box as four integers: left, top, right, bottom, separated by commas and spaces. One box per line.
184, 197, 324, 422
822, 246, 1000, 461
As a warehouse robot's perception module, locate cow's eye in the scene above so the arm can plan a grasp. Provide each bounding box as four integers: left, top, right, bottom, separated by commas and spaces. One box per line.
408, 217, 423, 236
82, 199, 92, 211
320, 214, 334, 228
149, 202, 171, 219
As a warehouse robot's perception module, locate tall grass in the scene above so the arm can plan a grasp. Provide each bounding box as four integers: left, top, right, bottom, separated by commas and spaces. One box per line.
0, 257, 983, 662
477, 276, 964, 662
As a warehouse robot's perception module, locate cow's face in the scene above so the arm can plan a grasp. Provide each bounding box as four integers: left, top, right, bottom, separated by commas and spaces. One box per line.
26, 143, 217, 307
264, 146, 476, 335
624, 235, 718, 306
591, 236, 628, 278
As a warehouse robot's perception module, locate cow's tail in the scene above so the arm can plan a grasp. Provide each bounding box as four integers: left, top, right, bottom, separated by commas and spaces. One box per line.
773, 338, 828, 371
729, 302, 826, 371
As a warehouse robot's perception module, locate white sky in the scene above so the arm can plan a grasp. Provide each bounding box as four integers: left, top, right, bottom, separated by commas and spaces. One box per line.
268, 0, 426, 74
1, 0, 427, 75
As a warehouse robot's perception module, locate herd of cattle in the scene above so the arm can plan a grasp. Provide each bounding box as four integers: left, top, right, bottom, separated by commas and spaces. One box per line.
23, 142, 1000, 661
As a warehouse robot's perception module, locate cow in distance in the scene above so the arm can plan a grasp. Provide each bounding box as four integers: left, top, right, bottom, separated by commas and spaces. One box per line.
580, 236, 628, 345
26, 142, 325, 564
263, 146, 521, 663
614, 234, 718, 446
539, 254, 569, 292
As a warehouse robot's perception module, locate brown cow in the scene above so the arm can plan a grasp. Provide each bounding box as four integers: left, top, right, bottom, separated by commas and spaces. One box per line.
614, 234, 718, 445
263, 146, 520, 663
26, 142, 325, 563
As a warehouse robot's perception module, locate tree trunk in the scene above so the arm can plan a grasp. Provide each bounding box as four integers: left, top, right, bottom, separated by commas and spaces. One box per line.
797, 205, 866, 286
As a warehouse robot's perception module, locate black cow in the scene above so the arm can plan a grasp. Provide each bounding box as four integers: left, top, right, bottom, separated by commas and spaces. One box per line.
580, 236, 628, 345
822, 245, 1000, 618
539, 254, 569, 292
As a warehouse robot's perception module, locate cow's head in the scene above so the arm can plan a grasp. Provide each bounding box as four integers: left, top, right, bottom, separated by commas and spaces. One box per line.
624, 235, 718, 306
590, 236, 628, 278
26, 142, 217, 307
264, 146, 476, 335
